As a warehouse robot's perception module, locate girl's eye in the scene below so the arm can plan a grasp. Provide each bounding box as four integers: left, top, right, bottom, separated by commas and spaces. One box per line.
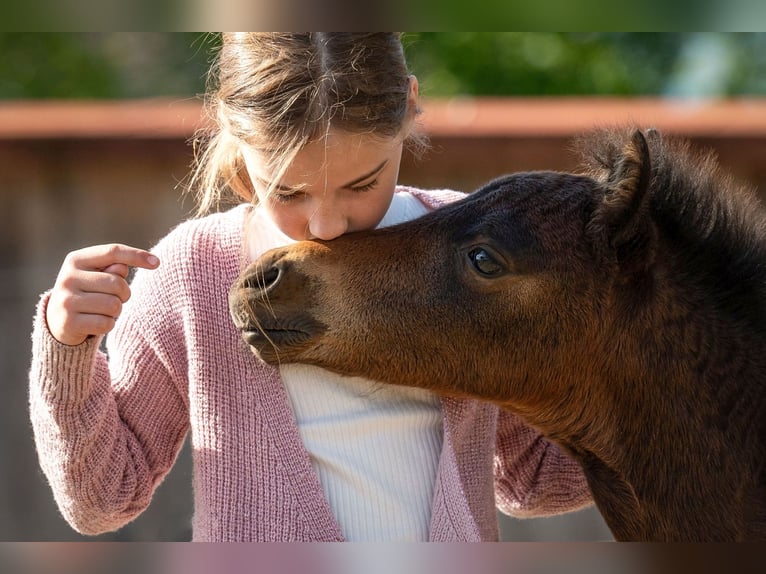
350, 179, 378, 193
270, 191, 303, 204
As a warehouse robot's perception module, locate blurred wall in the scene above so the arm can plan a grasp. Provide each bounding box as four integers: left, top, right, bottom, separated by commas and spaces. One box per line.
2, 97, 766, 541
1, 136, 195, 541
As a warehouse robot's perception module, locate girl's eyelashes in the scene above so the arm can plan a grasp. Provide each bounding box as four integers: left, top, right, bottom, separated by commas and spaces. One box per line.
269, 190, 303, 203
266, 179, 379, 202
350, 179, 378, 193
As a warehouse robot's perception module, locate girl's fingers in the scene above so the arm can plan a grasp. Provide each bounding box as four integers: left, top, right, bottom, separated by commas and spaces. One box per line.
102, 263, 131, 279
66, 243, 160, 272
63, 313, 119, 338
47, 244, 159, 346
58, 243, 160, 301
66, 291, 125, 319
46, 291, 125, 346
58, 269, 132, 302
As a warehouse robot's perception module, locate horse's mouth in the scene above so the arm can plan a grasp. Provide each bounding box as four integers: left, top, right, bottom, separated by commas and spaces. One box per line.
242, 326, 312, 349
237, 314, 327, 363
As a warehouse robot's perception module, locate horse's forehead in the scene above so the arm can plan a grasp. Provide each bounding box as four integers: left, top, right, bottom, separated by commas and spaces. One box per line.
452, 172, 595, 244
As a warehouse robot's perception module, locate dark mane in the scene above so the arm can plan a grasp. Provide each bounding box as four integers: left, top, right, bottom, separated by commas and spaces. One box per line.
579, 127, 766, 327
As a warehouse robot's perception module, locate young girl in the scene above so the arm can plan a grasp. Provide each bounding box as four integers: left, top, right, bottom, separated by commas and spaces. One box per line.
29, 33, 592, 542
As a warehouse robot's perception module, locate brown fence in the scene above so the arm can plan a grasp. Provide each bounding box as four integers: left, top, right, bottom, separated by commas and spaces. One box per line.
2, 97, 765, 541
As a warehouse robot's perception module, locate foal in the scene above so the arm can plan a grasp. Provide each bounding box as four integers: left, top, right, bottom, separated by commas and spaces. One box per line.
230, 128, 766, 541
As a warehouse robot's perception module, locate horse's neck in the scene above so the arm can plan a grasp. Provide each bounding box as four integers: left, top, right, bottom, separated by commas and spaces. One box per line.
577, 409, 761, 542
580, 448, 711, 541
578, 454, 647, 541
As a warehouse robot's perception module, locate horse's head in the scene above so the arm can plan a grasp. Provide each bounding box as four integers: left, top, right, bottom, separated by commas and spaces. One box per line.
229, 130, 660, 410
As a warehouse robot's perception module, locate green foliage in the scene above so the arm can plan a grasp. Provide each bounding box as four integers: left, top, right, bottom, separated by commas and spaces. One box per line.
0, 33, 217, 99
404, 32, 766, 97
1, 33, 765, 99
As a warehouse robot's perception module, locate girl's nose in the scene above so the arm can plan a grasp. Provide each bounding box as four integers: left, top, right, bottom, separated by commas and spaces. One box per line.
307, 202, 348, 240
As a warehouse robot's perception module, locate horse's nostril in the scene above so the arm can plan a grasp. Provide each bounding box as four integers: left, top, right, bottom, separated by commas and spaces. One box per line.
243, 265, 280, 291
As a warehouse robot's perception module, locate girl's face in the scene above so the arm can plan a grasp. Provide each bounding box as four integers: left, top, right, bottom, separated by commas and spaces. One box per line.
242, 131, 406, 241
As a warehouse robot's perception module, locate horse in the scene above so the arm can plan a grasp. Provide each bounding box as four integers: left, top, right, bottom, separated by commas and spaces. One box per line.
228, 127, 766, 541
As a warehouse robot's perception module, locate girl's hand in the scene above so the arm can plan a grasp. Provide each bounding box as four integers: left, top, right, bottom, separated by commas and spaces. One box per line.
46, 244, 160, 346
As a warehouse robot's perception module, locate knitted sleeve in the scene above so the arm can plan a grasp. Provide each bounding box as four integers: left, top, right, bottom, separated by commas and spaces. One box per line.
28, 234, 191, 535
493, 409, 593, 517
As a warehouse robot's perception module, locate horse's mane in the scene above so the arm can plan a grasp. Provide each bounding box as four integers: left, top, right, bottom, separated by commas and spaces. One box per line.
577, 127, 766, 325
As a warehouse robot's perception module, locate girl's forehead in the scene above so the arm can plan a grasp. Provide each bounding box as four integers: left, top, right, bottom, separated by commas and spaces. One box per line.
244, 130, 403, 180
296, 132, 400, 163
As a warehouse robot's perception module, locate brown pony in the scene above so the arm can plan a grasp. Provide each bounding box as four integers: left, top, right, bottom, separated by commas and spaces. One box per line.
229, 128, 766, 542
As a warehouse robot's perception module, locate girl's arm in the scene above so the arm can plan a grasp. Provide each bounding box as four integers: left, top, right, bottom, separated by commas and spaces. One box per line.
29, 253, 189, 535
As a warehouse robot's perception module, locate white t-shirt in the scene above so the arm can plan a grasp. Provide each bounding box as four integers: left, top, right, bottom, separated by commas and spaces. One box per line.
246, 191, 444, 541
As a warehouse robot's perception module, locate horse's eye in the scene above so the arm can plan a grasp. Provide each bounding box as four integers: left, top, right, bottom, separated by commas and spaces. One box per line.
468, 247, 503, 276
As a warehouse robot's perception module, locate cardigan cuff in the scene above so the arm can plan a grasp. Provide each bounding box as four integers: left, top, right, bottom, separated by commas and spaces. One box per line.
30, 291, 104, 405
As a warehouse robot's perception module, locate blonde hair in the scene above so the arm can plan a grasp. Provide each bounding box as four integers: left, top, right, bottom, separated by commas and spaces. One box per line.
189, 32, 426, 215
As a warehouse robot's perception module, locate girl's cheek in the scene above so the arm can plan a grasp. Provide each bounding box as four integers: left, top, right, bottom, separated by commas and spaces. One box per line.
274, 212, 307, 241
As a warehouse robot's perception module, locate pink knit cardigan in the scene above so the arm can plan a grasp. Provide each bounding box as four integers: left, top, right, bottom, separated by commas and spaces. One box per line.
29, 187, 592, 541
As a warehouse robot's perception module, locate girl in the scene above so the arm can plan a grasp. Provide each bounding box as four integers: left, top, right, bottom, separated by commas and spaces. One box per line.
29, 33, 592, 541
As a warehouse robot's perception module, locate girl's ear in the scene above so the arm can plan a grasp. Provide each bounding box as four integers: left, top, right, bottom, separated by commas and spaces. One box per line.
403, 75, 421, 136
408, 75, 419, 106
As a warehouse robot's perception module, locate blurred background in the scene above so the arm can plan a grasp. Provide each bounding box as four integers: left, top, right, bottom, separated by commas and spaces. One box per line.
2, 32, 766, 542
4, 33, 766, 99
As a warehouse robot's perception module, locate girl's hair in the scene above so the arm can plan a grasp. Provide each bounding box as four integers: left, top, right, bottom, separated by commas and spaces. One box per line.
189, 32, 427, 215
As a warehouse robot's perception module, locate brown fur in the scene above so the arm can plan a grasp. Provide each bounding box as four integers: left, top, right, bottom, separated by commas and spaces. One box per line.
229, 128, 766, 541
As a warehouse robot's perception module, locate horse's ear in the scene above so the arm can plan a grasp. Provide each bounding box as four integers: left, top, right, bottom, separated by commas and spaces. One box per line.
588, 129, 657, 277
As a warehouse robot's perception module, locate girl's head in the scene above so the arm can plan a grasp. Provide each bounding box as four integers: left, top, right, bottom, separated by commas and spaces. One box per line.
191, 32, 426, 239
